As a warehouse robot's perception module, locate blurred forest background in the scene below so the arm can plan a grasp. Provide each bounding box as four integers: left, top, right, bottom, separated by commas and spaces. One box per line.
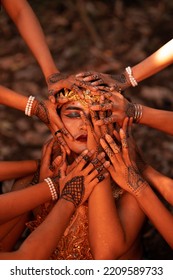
0, 0, 173, 259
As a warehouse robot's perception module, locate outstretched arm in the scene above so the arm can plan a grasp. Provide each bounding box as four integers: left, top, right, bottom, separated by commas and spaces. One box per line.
1, 0, 58, 80
0, 160, 38, 181
0, 150, 104, 259
139, 105, 173, 136
0, 85, 72, 152
0, 199, 75, 259
100, 119, 173, 249
131, 39, 173, 83
142, 165, 173, 206
89, 91, 173, 135
76, 39, 173, 92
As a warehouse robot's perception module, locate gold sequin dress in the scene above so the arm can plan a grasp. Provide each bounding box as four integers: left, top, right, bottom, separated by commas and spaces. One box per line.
26, 183, 123, 260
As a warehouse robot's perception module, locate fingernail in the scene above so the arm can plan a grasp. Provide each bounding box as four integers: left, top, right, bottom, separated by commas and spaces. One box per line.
104, 161, 110, 167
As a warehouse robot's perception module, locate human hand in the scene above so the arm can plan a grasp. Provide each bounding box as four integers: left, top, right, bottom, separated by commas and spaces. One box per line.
47, 72, 97, 100
89, 91, 135, 126
80, 110, 101, 155
39, 138, 63, 182
100, 120, 147, 196
58, 150, 109, 207
31, 98, 72, 155
126, 118, 148, 173
76, 71, 131, 93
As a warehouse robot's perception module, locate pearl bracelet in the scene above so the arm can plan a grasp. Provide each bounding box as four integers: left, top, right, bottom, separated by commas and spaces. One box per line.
25, 95, 35, 116
44, 177, 58, 201
125, 66, 138, 87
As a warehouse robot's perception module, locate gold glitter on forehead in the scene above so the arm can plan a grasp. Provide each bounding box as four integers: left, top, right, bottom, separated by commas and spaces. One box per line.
58, 88, 100, 106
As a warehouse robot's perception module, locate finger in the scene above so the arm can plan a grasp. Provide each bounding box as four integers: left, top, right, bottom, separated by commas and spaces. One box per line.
95, 114, 117, 126
56, 133, 71, 155
96, 172, 109, 183
41, 138, 52, 157
54, 117, 73, 139
50, 155, 63, 174
113, 129, 121, 143
80, 111, 92, 130
119, 128, 131, 165
42, 138, 55, 164
122, 117, 129, 137
75, 72, 92, 78
48, 94, 56, 103
83, 74, 100, 82
75, 80, 97, 92
71, 84, 83, 98
100, 138, 114, 158
90, 79, 104, 86
91, 151, 105, 166
59, 164, 66, 179
61, 127, 74, 141
53, 155, 63, 168
88, 161, 110, 182
128, 117, 133, 138
82, 152, 106, 175
105, 134, 120, 154
90, 110, 102, 137
90, 102, 113, 111
106, 110, 114, 136
99, 96, 109, 135
74, 150, 95, 171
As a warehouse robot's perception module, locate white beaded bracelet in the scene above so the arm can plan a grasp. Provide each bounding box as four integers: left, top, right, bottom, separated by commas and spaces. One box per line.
25, 95, 35, 116
44, 177, 58, 201
125, 66, 138, 87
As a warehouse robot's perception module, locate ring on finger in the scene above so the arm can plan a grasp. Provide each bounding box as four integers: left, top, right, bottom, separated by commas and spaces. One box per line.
55, 129, 62, 136
122, 138, 128, 148
97, 174, 105, 182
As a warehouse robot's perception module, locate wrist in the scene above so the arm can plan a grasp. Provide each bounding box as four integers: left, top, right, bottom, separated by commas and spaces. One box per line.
125, 102, 143, 123
58, 198, 75, 214
132, 181, 149, 197
30, 99, 39, 116
125, 66, 138, 87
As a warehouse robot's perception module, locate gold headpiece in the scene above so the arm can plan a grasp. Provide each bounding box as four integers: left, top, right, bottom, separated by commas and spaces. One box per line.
57, 88, 100, 106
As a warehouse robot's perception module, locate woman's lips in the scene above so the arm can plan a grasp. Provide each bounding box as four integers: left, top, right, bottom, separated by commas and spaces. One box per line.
76, 135, 87, 142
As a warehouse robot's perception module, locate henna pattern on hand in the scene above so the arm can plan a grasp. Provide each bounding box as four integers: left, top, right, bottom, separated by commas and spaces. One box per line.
111, 73, 128, 91
126, 166, 147, 195
34, 102, 50, 125
105, 147, 114, 158
60, 176, 85, 207
125, 102, 135, 118
47, 73, 68, 84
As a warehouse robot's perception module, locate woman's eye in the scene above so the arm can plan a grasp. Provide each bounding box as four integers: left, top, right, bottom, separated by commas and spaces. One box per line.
65, 112, 81, 118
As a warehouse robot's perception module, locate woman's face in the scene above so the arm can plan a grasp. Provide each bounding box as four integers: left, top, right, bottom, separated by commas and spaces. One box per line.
60, 101, 90, 154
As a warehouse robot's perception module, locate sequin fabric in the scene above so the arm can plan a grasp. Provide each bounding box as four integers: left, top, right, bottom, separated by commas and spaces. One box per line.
26, 181, 123, 260
26, 202, 93, 260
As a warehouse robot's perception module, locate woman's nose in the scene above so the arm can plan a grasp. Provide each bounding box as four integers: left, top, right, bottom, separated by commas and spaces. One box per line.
79, 120, 87, 131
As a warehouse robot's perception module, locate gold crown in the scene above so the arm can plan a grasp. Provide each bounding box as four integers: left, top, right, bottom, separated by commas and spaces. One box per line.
57, 88, 100, 106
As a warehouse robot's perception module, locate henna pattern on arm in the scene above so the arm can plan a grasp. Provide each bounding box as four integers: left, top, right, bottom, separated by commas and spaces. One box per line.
33, 102, 50, 125
60, 176, 85, 207
126, 166, 147, 196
